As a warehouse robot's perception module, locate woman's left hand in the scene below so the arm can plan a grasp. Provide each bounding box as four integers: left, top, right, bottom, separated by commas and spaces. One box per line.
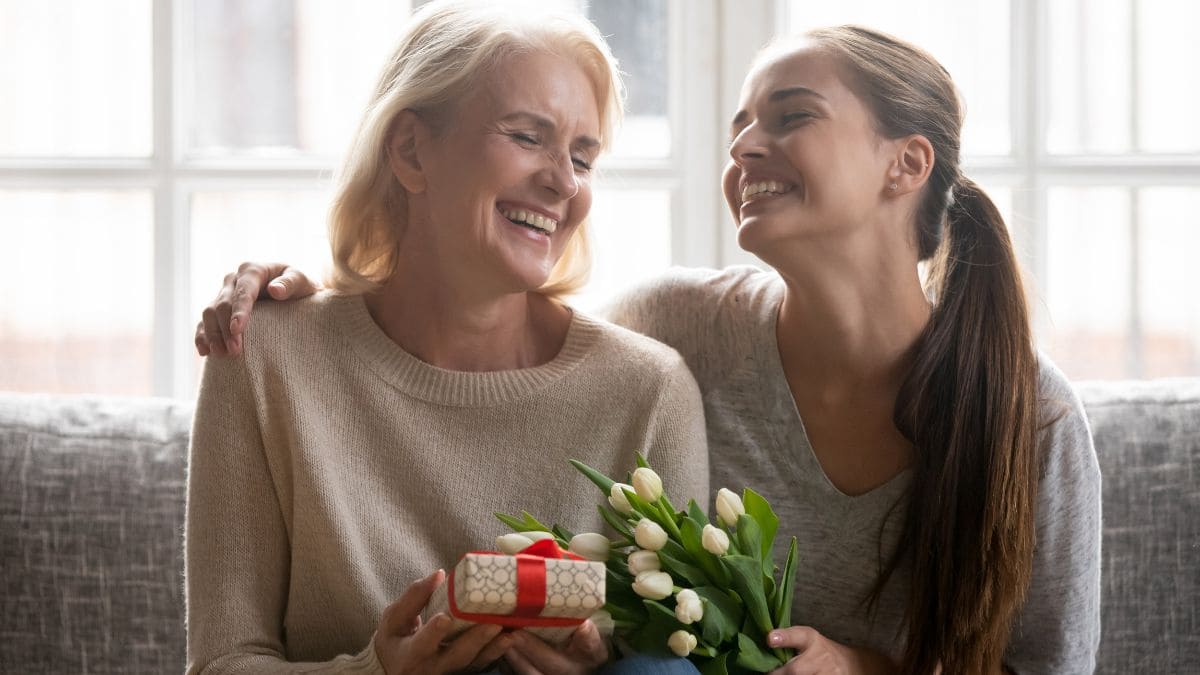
768, 626, 896, 675
504, 620, 609, 675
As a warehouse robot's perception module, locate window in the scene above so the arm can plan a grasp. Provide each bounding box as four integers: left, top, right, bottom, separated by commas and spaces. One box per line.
2, 0, 1195, 397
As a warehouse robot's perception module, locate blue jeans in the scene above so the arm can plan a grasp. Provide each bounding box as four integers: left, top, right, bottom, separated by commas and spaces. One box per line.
599, 653, 701, 675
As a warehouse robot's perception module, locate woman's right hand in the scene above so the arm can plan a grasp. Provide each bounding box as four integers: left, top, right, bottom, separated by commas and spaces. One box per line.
195, 262, 319, 357
375, 569, 512, 674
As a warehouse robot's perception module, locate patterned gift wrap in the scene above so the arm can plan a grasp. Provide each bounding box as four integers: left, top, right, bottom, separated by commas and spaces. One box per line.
425, 540, 606, 645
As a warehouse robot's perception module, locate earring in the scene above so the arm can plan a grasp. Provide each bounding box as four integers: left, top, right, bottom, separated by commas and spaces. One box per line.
888, 182, 898, 191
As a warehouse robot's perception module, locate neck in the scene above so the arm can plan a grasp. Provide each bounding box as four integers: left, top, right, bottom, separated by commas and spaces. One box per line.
769, 231, 931, 398
364, 269, 571, 372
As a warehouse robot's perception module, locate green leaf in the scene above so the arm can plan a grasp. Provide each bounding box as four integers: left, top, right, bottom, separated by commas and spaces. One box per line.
658, 549, 710, 587
680, 518, 730, 587
772, 537, 798, 629
688, 499, 709, 524
494, 511, 552, 534
598, 504, 635, 539
520, 511, 552, 531
698, 653, 730, 675
734, 514, 763, 565
724, 555, 773, 635
551, 524, 576, 544
742, 489, 779, 561
635, 453, 651, 469
735, 633, 783, 672
570, 459, 616, 494
693, 586, 743, 646
628, 599, 684, 656
603, 599, 647, 625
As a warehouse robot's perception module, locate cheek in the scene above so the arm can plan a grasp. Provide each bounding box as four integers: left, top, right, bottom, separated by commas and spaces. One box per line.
570, 179, 594, 224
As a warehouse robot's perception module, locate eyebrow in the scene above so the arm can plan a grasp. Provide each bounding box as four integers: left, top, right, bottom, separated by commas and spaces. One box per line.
501, 111, 601, 150
729, 86, 827, 131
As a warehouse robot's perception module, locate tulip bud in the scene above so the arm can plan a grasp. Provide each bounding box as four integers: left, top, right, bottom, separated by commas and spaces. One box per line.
632, 467, 663, 502
634, 518, 668, 551
715, 488, 746, 528
674, 588, 703, 624
523, 530, 556, 543
667, 630, 697, 657
568, 532, 611, 562
609, 483, 634, 515
701, 523, 730, 556
589, 609, 615, 637
626, 549, 661, 575
496, 532, 533, 555
632, 570, 673, 600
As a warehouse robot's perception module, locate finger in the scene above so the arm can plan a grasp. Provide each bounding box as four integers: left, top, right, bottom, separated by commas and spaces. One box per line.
379, 570, 445, 637
405, 612, 456, 659
565, 620, 607, 667
195, 321, 211, 357
768, 625, 819, 652
213, 298, 237, 356
229, 272, 267, 338
268, 267, 319, 300
507, 631, 574, 675
466, 630, 515, 672
201, 308, 229, 357
435, 622, 504, 672
503, 644, 543, 675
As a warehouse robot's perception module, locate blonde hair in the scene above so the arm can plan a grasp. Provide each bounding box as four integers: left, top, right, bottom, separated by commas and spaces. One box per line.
326, 0, 624, 298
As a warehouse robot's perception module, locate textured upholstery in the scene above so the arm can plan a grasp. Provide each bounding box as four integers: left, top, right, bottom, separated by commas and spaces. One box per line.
1, 381, 1197, 673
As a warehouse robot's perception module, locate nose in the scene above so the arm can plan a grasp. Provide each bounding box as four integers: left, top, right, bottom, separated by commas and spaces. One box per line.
540, 150, 581, 200
728, 122, 768, 165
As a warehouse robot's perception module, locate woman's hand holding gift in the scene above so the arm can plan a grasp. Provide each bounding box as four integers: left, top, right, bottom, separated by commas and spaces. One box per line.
504, 620, 610, 675
374, 570, 512, 674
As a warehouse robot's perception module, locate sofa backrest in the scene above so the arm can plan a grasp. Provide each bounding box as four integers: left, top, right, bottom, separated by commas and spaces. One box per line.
1, 381, 1198, 673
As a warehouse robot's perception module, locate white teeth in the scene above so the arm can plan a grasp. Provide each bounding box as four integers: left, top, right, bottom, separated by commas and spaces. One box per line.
500, 207, 558, 234
741, 181, 794, 202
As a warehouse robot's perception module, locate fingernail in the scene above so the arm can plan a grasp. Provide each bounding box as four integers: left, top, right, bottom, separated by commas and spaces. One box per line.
229, 316, 240, 332
768, 632, 781, 646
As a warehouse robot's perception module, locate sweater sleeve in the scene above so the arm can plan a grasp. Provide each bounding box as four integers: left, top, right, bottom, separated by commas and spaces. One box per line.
1003, 368, 1102, 674
185, 355, 384, 674
640, 353, 710, 513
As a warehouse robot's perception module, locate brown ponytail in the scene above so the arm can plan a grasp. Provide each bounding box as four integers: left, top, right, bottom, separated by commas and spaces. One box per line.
799, 26, 1042, 673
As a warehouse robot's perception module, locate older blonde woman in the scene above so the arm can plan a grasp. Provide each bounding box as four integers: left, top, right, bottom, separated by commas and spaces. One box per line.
184, 2, 708, 674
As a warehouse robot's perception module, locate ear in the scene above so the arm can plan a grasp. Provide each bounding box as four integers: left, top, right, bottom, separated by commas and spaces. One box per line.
886, 134, 935, 196
386, 109, 430, 194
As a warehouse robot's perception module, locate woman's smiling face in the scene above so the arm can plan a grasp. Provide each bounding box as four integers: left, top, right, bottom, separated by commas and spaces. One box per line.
722, 45, 896, 259
403, 50, 602, 293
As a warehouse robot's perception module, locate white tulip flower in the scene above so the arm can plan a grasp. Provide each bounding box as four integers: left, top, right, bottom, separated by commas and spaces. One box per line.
609, 482, 635, 515
632, 467, 663, 502
701, 523, 730, 556
632, 570, 674, 600
634, 518, 668, 551
523, 530, 556, 543
667, 630, 698, 657
627, 549, 662, 575
715, 487, 746, 528
568, 532, 611, 562
496, 532, 533, 555
674, 588, 703, 624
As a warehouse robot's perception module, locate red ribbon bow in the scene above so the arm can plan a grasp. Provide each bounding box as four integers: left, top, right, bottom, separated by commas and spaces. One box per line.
446, 538, 590, 629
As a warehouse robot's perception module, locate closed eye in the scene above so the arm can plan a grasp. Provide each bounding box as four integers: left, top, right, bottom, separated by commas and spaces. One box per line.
782, 112, 813, 125
511, 132, 539, 145
572, 156, 593, 172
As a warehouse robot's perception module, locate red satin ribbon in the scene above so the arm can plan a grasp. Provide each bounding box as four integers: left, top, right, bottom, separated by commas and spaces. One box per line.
446, 538, 590, 628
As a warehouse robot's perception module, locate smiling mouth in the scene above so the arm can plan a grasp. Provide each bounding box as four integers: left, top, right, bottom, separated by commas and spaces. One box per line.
500, 207, 558, 235
741, 181, 795, 204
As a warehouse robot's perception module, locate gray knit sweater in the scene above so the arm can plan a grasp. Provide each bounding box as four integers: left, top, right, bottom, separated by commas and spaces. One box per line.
185, 292, 709, 673
606, 265, 1102, 674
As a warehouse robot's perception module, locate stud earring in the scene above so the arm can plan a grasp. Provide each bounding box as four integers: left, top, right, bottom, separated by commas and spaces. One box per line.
888, 182, 898, 191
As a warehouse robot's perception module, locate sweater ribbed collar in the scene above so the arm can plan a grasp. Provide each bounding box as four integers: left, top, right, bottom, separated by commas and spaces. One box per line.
327, 293, 600, 407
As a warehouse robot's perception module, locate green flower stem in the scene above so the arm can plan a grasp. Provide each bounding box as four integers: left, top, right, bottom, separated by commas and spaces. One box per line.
655, 499, 683, 541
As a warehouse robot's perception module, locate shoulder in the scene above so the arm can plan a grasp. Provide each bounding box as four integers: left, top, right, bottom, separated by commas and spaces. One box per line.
574, 310, 692, 377
240, 291, 350, 365
1034, 352, 1101, 510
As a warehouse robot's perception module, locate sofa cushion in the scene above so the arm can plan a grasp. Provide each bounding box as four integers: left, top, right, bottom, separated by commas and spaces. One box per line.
1077, 378, 1200, 673
0, 393, 191, 674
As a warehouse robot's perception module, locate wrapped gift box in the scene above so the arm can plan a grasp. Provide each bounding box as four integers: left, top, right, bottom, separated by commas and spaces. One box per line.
425, 539, 607, 645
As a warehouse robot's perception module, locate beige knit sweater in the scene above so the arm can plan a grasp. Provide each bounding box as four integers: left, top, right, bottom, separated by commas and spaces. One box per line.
185, 292, 709, 673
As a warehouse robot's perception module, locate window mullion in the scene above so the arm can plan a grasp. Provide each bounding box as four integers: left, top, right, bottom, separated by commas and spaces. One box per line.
152, 0, 177, 398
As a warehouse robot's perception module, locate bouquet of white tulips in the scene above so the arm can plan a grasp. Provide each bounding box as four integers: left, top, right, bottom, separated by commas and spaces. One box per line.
496, 456, 798, 675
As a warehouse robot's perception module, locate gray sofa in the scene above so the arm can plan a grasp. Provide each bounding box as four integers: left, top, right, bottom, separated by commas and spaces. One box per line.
2, 381, 1198, 674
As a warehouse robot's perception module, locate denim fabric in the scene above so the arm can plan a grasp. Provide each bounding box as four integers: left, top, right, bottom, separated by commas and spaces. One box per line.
600, 653, 701, 674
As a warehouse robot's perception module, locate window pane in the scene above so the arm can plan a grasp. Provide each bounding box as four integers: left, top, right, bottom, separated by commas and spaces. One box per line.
783, 0, 1010, 156
0, 191, 153, 394
1139, 188, 1200, 376
1043, 187, 1132, 379
189, 190, 332, 387
572, 189, 671, 312
0, 0, 151, 157
187, 0, 410, 158
588, 0, 671, 158
1049, 0, 1200, 154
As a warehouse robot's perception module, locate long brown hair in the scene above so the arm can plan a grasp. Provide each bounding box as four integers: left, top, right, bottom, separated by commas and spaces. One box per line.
806, 26, 1042, 673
